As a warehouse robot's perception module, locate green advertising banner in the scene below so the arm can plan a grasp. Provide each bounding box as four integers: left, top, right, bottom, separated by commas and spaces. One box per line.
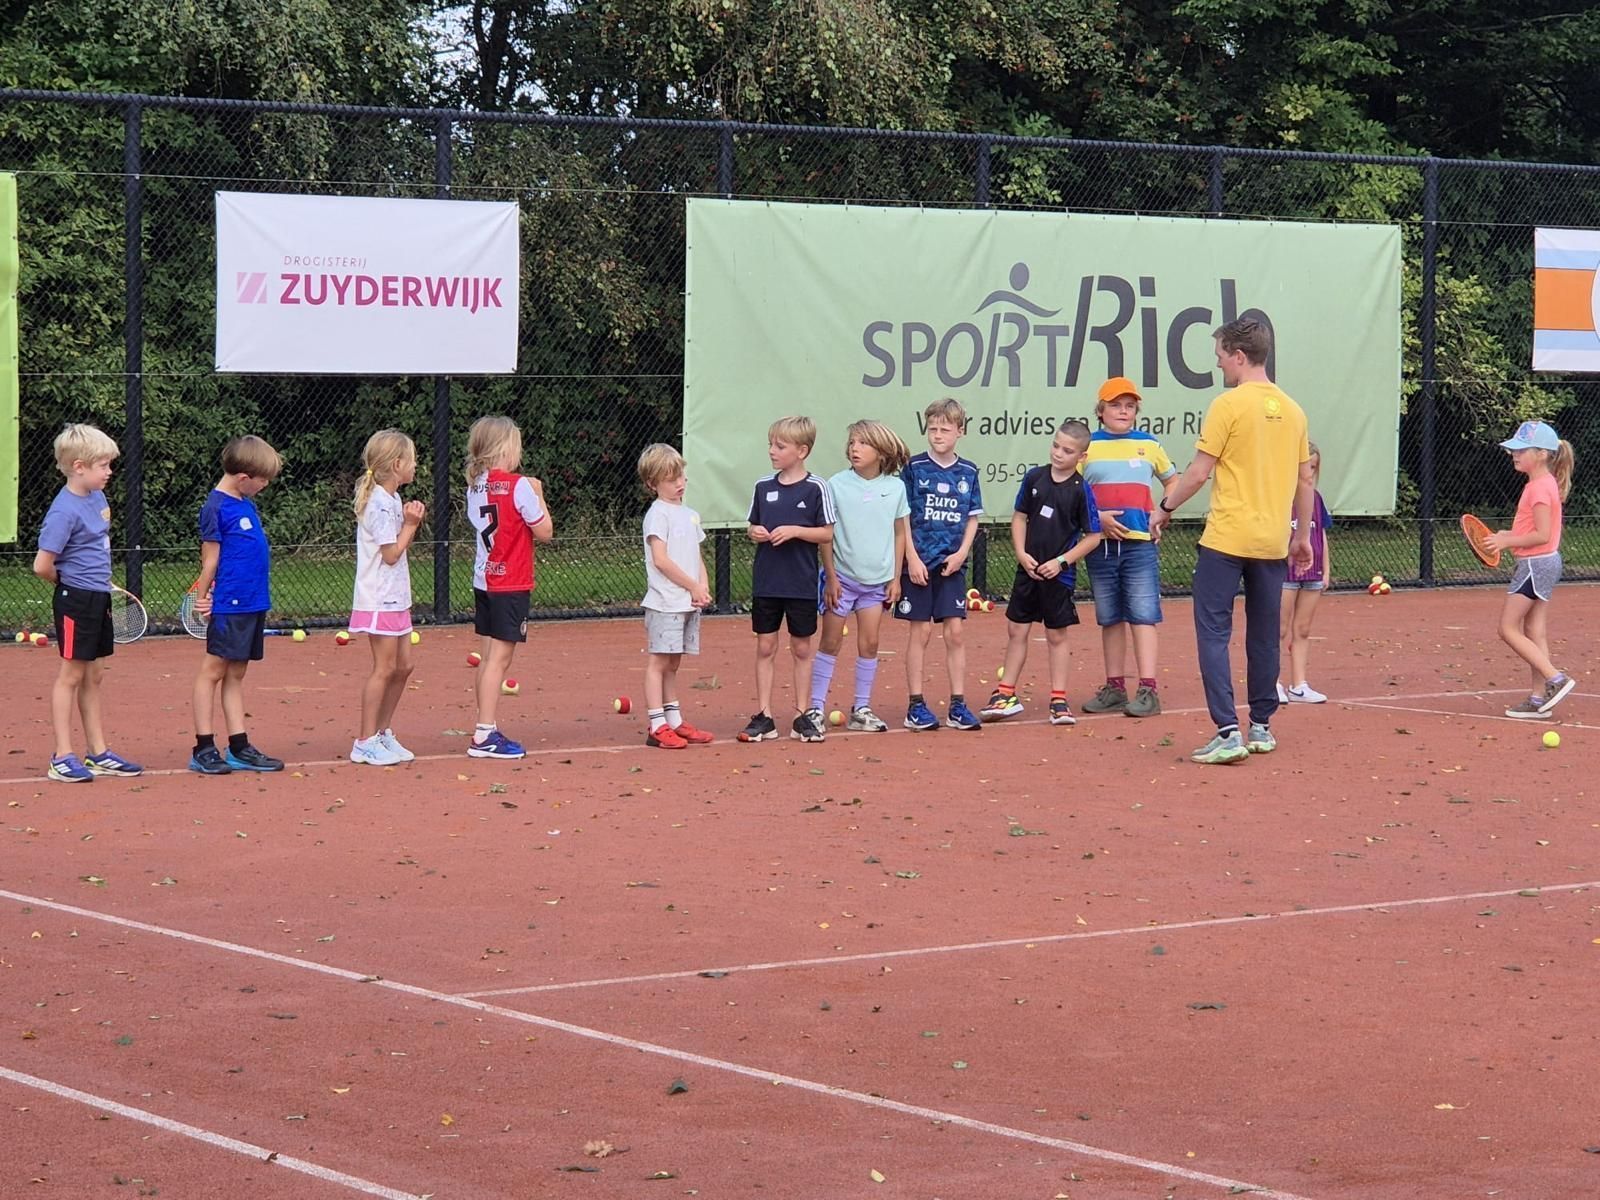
684, 199, 1401, 528
0, 174, 17, 543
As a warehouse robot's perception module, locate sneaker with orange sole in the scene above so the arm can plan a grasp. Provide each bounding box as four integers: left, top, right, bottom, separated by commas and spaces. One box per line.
647, 725, 688, 749
673, 721, 714, 744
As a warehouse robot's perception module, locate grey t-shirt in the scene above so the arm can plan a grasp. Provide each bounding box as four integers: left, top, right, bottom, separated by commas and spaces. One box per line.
37, 486, 112, 590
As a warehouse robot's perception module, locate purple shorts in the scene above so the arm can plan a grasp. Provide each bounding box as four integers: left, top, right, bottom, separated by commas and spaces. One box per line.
828, 573, 888, 617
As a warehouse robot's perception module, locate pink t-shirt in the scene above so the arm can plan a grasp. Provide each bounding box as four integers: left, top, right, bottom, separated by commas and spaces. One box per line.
1511, 473, 1562, 557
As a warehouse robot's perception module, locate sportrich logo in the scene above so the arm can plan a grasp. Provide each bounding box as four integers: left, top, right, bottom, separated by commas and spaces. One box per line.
236, 272, 270, 304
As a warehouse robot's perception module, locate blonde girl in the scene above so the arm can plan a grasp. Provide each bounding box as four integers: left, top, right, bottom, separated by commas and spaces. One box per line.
464, 416, 553, 758
1487, 421, 1577, 717
806, 420, 911, 736
1278, 442, 1332, 704
350, 430, 426, 765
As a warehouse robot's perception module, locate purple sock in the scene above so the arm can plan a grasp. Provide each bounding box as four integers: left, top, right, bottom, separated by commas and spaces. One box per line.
810, 651, 837, 712
854, 656, 879, 711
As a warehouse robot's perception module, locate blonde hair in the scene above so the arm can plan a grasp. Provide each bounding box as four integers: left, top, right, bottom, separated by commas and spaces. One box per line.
767, 415, 816, 451
53, 423, 119, 474
354, 429, 417, 517
844, 420, 910, 476
221, 435, 282, 480
1307, 440, 1322, 484
637, 443, 686, 493
465, 415, 522, 485
923, 397, 967, 428
1549, 440, 1575, 501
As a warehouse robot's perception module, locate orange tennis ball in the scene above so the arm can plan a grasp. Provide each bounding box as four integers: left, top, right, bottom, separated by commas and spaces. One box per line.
1378, 582, 1392, 595
966, 587, 980, 601
828, 709, 844, 727
1367, 582, 1382, 595
31, 632, 48, 646
501, 679, 520, 695
466, 651, 481, 667
980, 599, 994, 613
613, 696, 631, 714
334, 631, 351, 645
13, 631, 25, 643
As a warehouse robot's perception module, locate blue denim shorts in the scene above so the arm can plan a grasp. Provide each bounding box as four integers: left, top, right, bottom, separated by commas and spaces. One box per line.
1085, 539, 1162, 626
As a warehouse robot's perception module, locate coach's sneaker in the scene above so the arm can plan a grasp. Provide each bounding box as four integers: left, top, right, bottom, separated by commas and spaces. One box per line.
351, 736, 403, 766
1504, 695, 1545, 719
847, 706, 888, 733
1246, 723, 1277, 754
1124, 686, 1162, 717
188, 746, 232, 775
467, 730, 525, 759
905, 700, 939, 731
85, 749, 143, 777
673, 720, 715, 745
738, 712, 779, 742
48, 754, 94, 783
981, 690, 1024, 720
1285, 683, 1327, 704
647, 724, 688, 749
377, 729, 416, 762
1191, 729, 1248, 765
946, 699, 982, 731
227, 744, 285, 772
791, 709, 827, 743
1082, 683, 1128, 714
1538, 672, 1577, 714
1049, 698, 1077, 726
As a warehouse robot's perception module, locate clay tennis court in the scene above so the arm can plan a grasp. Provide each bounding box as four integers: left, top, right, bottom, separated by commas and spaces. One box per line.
4, 584, 1596, 1199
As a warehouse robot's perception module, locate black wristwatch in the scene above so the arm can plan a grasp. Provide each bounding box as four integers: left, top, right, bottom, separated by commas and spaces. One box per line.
1158, 497, 1176, 513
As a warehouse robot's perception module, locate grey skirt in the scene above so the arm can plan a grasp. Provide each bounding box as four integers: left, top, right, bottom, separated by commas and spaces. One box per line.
1508, 552, 1562, 601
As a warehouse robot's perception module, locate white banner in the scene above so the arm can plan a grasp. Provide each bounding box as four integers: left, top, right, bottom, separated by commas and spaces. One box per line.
215, 192, 520, 374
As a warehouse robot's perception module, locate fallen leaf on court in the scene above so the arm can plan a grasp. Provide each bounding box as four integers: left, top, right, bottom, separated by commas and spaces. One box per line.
440, 1113, 454, 1125
157, 877, 177, 886
1433, 1103, 1458, 1110
802, 804, 824, 813
626, 881, 659, 888
698, 970, 728, 979
921, 1030, 939, 1038
1584, 1147, 1600, 1154
331, 1087, 350, 1094
285, 1113, 307, 1121
489, 783, 508, 794
808, 768, 825, 776
21, 1030, 37, 1040
647, 1170, 677, 1179
1076, 916, 1088, 926
584, 1140, 616, 1158
1188, 1002, 1226, 1011
1536, 839, 1549, 846
690, 675, 720, 690
114, 1035, 133, 1046
952, 1060, 968, 1070
441, 728, 468, 736
557, 1165, 599, 1173
628, 765, 643, 773
500, 801, 517, 809
666, 1078, 689, 1094
1395, 727, 1411, 735
315, 935, 335, 943
234, 831, 248, 839
267, 1012, 298, 1020
1517, 889, 1541, 897
79, 875, 106, 887
870, 1168, 886, 1182
894, 870, 920, 879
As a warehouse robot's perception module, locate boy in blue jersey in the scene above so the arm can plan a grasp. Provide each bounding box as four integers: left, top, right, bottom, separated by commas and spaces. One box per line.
32, 424, 143, 782
189, 435, 287, 775
982, 420, 1102, 726
896, 397, 984, 731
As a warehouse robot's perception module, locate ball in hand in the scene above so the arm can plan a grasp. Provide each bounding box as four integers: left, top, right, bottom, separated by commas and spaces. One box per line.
1543, 730, 1561, 749
613, 696, 631, 714
466, 651, 481, 667
501, 679, 520, 696
292, 628, 306, 642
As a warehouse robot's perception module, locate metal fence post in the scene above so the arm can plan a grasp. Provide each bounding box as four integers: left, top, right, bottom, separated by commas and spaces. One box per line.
972, 527, 988, 595
714, 529, 731, 611
1418, 158, 1439, 585
1208, 149, 1225, 217
432, 114, 453, 621
123, 101, 144, 599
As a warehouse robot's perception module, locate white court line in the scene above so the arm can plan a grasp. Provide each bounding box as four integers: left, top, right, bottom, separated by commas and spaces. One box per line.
0, 686, 1544, 786
0, 887, 1314, 1200
459, 879, 1600, 998
1340, 697, 1600, 732
0, 1066, 420, 1199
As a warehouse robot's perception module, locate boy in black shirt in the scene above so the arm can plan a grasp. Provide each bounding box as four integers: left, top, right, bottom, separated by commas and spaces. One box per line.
982, 419, 1103, 726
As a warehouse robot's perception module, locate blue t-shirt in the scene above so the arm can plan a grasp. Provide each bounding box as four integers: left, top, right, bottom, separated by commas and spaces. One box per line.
37, 486, 113, 591
747, 473, 836, 600
200, 489, 271, 613
904, 452, 984, 568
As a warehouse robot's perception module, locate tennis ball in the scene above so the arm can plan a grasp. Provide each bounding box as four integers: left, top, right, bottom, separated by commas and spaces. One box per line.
1543, 730, 1561, 749
291, 628, 306, 642
1370, 575, 1383, 585
613, 696, 631, 714
501, 679, 520, 696
410, 630, 421, 645
828, 709, 844, 727
1368, 582, 1382, 595
334, 631, 351, 646
980, 599, 995, 613
466, 651, 482, 667
31, 632, 48, 647
13, 631, 24, 643
1378, 582, 1392, 595
966, 587, 980, 601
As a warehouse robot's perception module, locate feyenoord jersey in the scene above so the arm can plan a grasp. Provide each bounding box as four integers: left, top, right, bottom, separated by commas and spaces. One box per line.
467, 469, 546, 592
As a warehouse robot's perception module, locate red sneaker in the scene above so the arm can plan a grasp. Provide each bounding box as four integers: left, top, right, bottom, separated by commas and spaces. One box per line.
672, 720, 714, 744
646, 725, 688, 749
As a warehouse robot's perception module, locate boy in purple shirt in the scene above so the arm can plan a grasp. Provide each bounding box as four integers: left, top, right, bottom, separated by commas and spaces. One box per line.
32, 424, 143, 783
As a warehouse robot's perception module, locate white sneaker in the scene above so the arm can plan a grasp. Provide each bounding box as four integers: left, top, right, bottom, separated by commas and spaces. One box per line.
1276, 682, 1289, 703
378, 729, 415, 761
350, 736, 402, 766
1286, 683, 1327, 704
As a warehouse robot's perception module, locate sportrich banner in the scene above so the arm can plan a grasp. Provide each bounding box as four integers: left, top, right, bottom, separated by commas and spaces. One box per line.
215, 192, 520, 374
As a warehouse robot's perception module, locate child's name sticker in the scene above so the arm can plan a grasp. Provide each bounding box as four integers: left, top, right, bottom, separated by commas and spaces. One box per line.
766, 491, 779, 502
1039, 505, 1055, 518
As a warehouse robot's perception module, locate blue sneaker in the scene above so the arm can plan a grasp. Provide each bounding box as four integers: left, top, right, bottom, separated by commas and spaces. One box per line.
467, 730, 526, 759
946, 699, 982, 731
48, 754, 94, 783
904, 700, 939, 731
189, 746, 232, 775
85, 749, 143, 777
225, 744, 284, 772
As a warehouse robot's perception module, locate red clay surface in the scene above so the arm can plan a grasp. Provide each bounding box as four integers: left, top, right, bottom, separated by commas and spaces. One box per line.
3, 585, 1596, 1199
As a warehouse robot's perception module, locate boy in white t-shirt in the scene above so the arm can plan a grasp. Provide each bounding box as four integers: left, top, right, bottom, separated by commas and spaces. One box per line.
637, 443, 714, 749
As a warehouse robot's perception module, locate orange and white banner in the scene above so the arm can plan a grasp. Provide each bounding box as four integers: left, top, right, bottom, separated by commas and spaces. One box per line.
215, 192, 520, 374
1533, 228, 1600, 372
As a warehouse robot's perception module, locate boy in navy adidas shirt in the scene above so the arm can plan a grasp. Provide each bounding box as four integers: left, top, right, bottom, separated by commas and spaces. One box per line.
896, 397, 984, 731
739, 416, 836, 743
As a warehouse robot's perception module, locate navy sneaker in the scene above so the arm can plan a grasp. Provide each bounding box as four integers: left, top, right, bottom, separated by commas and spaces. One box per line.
48, 754, 95, 783
226, 744, 285, 772
189, 746, 232, 775
466, 730, 526, 759
86, 749, 143, 777
904, 700, 939, 731
946, 699, 982, 731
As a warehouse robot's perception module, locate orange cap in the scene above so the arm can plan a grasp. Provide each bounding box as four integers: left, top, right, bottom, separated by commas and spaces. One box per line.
1097, 376, 1142, 404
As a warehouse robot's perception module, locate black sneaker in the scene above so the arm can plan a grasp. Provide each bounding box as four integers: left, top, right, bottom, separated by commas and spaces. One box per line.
737, 713, 778, 742
790, 708, 826, 743
226, 744, 285, 772
188, 746, 232, 775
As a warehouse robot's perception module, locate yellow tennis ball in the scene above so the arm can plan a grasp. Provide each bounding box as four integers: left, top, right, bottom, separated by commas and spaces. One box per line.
410, 630, 421, 645
1543, 730, 1560, 749
291, 628, 306, 642
13, 631, 24, 643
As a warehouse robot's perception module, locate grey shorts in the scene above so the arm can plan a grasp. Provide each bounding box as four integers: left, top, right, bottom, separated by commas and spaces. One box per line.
1509, 552, 1561, 602
645, 608, 701, 655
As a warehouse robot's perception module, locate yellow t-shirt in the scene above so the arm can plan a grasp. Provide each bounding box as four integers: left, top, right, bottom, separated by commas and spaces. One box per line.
1195, 381, 1310, 559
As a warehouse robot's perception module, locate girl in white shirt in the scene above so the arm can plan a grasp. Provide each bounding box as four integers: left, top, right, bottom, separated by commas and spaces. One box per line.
350, 430, 425, 765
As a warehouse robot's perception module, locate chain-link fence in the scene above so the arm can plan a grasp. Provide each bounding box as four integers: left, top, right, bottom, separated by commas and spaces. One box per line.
2, 90, 1597, 632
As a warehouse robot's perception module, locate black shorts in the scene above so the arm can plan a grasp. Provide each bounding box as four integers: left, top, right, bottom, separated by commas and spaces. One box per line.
53, 583, 114, 662
893, 566, 968, 624
474, 588, 530, 643
207, 609, 267, 662
751, 596, 818, 638
1005, 571, 1079, 630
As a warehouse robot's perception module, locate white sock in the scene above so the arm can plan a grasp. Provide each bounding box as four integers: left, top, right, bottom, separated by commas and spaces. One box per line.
648, 707, 667, 732
663, 702, 684, 729
473, 723, 495, 744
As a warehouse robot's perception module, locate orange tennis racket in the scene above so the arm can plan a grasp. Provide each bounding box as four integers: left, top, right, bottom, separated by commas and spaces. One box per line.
1460, 513, 1500, 568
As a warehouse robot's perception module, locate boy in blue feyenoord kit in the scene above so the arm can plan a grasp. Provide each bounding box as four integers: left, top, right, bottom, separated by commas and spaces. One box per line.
32, 424, 143, 782
897, 397, 984, 731
982, 419, 1103, 726
189, 435, 286, 775
739, 416, 837, 742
